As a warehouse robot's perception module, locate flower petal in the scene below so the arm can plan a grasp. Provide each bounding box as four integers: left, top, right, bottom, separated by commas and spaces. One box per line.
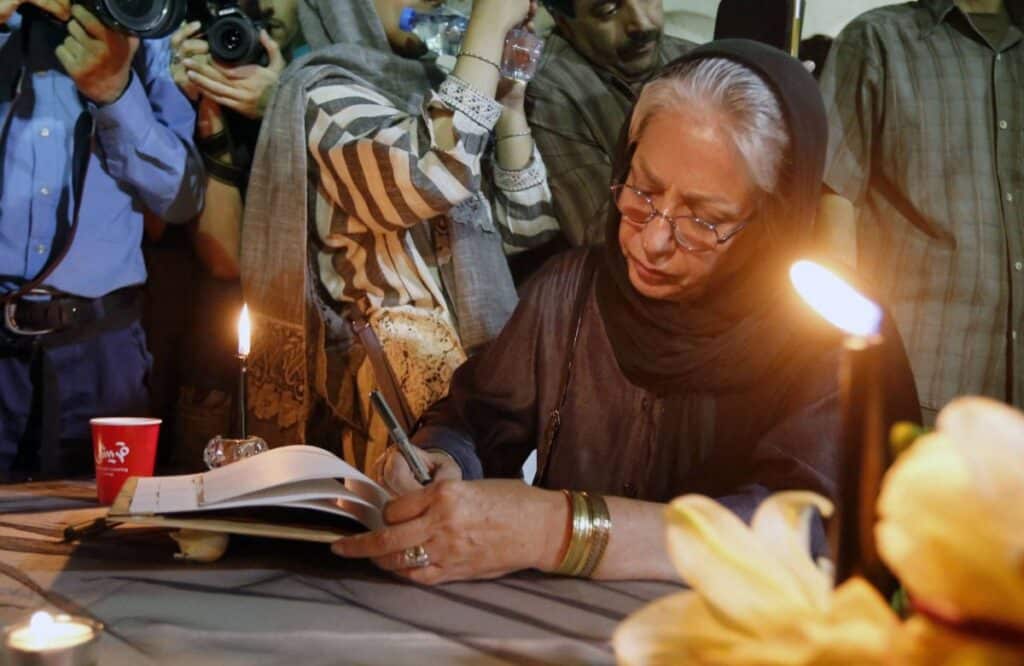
665, 495, 812, 636
750, 491, 835, 611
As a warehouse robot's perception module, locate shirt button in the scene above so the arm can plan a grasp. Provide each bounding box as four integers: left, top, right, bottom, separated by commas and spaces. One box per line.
1016, 261, 1023, 271
1014, 330, 1019, 341
35, 244, 46, 255
39, 187, 50, 196
641, 397, 650, 410
622, 482, 637, 498
1008, 193, 1015, 203
39, 127, 50, 137
999, 120, 1009, 130
997, 53, 1003, 61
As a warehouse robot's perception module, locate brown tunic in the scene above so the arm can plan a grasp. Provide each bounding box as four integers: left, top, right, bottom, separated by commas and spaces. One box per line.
415, 251, 920, 517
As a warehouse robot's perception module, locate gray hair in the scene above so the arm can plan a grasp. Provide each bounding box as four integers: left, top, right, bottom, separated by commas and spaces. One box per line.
628, 58, 790, 195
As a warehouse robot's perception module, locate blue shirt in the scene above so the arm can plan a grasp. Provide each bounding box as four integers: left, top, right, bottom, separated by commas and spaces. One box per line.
0, 13, 204, 298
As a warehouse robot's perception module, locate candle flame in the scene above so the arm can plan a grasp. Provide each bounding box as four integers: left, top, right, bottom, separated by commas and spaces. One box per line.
13, 610, 94, 650
29, 611, 54, 633
238, 304, 251, 358
790, 261, 882, 337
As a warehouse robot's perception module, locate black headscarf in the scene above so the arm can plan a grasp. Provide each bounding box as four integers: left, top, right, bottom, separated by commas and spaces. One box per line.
595, 39, 829, 395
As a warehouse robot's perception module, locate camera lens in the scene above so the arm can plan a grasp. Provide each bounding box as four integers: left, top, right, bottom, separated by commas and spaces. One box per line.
96, 0, 185, 37
208, 13, 258, 64
222, 26, 243, 50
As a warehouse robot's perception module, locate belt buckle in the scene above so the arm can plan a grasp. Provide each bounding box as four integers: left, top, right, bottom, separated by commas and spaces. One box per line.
4, 289, 57, 336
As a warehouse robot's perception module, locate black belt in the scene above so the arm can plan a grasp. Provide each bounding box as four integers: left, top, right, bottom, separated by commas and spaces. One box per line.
1, 287, 143, 351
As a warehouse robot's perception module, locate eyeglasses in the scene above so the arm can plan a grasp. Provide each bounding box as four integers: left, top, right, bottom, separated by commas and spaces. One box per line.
611, 183, 751, 253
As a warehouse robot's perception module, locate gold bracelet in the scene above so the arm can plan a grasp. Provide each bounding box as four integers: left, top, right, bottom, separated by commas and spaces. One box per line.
458, 50, 501, 72
554, 491, 590, 576
570, 491, 594, 576
496, 130, 532, 142
577, 493, 611, 578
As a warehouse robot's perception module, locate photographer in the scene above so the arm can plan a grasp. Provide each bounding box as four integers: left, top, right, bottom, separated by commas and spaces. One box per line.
0, 0, 204, 480
167, 0, 300, 279
149, 3, 299, 469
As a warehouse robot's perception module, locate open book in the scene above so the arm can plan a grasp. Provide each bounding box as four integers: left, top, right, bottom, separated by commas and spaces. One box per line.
107, 446, 391, 543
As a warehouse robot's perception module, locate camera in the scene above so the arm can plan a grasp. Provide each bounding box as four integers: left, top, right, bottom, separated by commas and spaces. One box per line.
189, 0, 267, 65
86, 0, 185, 38
20, 0, 185, 38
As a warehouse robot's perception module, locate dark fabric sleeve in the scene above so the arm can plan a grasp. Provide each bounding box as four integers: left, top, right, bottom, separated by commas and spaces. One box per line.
412, 253, 588, 479
819, 18, 885, 205
747, 310, 918, 502
707, 310, 917, 557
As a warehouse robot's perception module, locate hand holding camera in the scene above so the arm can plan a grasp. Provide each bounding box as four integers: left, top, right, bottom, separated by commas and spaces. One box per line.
56, 4, 139, 105
183, 28, 284, 119
170, 19, 207, 101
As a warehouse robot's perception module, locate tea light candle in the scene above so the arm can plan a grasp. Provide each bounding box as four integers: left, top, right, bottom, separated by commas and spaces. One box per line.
3, 610, 102, 665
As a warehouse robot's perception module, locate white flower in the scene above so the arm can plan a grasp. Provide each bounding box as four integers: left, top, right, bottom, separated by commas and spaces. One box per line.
877, 397, 1024, 661
614, 492, 897, 665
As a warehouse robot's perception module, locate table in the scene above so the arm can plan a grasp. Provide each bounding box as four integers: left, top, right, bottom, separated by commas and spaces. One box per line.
0, 482, 679, 665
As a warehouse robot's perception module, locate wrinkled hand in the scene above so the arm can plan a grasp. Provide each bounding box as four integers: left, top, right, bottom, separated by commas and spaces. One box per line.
56, 5, 138, 105
332, 479, 567, 585
185, 29, 284, 119
370, 446, 462, 496
170, 20, 208, 101
0, 0, 68, 24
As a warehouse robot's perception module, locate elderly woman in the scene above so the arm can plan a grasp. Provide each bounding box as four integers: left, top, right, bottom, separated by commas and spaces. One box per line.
333, 41, 920, 583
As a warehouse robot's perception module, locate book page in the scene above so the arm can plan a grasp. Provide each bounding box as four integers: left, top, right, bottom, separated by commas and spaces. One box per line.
200, 446, 388, 509
128, 474, 203, 513
128, 446, 389, 516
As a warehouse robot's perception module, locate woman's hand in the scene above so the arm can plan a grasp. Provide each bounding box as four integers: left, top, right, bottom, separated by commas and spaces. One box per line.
170, 20, 208, 102
332, 479, 569, 585
185, 29, 285, 119
495, 78, 526, 114
370, 446, 462, 496
469, 0, 531, 38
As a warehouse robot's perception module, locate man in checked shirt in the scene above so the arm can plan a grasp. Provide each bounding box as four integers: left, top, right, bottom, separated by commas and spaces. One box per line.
818, 0, 1024, 422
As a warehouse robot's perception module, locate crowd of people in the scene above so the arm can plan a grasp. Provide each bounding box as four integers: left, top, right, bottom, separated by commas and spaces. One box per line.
1, 0, 1019, 583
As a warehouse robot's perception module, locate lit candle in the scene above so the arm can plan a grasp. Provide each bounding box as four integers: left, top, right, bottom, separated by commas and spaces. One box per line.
790, 261, 890, 591
238, 303, 251, 358
3, 611, 102, 665
237, 304, 251, 438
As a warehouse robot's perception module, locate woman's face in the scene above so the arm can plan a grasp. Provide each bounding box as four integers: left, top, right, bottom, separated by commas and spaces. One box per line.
372, 0, 443, 56
618, 110, 759, 303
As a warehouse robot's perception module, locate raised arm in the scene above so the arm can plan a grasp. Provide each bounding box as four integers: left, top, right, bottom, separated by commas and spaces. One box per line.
67, 21, 204, 223
488, 81, 560, 254
306, 76, 503, 233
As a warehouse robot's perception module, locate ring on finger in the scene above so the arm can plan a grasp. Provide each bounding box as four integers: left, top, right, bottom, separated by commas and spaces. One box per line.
401, 545, 430, 569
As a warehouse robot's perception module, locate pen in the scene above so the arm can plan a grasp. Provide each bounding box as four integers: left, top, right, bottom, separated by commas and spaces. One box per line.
62, 517, 108, 542
369, 390, 433, 485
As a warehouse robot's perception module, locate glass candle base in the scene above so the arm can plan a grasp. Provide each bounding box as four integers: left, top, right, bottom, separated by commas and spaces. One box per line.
203, 435, 268, 469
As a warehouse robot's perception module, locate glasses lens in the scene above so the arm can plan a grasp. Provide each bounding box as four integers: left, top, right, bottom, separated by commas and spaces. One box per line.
614, 186, 652, 224
673, 217, 718, 252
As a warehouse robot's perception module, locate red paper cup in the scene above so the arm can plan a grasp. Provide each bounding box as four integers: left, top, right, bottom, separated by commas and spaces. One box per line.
89, 417, 161, 505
